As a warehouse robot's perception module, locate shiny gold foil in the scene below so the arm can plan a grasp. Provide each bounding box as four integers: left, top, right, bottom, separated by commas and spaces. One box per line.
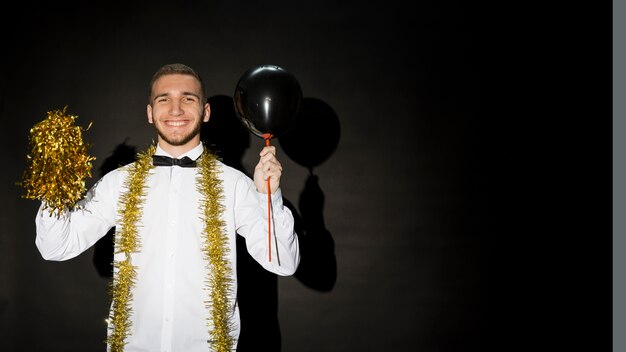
197, 147, 235, 352
107, 146, 153, 351
19, 107, 95, 216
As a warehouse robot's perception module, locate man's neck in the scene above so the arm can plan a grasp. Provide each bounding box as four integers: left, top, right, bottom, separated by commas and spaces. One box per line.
157, 139, 202, 158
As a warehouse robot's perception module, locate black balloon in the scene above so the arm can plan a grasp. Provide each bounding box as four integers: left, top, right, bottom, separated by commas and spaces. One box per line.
234, 65, 302, 139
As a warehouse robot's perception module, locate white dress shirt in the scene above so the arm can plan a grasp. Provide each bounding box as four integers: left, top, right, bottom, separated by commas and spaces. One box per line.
35, 142, 300, 352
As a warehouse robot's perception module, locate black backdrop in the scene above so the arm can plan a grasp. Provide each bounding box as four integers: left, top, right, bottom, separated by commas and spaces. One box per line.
0, 1, 612, 351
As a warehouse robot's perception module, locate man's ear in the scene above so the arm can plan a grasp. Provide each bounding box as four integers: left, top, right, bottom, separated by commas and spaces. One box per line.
147, 104, 154, 124
203, 103, 211, 123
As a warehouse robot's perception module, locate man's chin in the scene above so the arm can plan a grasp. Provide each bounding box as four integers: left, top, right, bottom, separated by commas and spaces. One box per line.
158, 133, 194, 147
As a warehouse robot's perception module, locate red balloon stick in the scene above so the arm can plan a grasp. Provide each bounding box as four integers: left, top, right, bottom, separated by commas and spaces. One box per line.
263, 133, 273, 262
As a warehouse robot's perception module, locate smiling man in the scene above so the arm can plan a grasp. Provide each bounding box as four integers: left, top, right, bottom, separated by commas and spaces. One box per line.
34, 63, 300, 352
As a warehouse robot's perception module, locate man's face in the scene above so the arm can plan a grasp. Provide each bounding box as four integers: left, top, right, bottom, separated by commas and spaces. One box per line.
147, 74, 210, 149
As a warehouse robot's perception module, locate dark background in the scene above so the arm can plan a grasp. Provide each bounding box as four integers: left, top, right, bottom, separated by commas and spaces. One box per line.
0, 1, 612, 351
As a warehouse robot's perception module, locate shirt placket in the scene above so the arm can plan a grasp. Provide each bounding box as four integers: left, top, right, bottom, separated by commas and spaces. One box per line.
160, 166, 180, 351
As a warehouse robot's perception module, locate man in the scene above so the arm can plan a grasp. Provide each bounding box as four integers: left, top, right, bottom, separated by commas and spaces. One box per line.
35, 63, 300, 352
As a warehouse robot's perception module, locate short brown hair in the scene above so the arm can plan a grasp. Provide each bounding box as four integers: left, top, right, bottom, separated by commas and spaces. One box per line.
148, 63, 206, 103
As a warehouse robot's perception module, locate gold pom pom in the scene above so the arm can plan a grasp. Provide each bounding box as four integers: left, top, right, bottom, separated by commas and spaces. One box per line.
19, 106, 95, 216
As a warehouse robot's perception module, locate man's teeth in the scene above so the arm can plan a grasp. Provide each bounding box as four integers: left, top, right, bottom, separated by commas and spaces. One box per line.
167, 121, 186, 126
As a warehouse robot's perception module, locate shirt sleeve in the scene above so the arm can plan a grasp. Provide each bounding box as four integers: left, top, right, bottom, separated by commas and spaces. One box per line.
35, 170, 120, 261
234, 176, 300, 276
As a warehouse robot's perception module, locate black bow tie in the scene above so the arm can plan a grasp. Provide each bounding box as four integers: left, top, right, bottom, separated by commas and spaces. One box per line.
152, 155, 197, 167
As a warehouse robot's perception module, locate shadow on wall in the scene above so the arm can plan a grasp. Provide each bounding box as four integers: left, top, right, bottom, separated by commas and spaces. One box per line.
278, 97, 340, 292
91, 94, 341, 352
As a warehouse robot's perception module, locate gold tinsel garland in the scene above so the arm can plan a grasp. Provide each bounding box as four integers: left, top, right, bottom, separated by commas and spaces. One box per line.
107, 146, 153, 351
19, 107, 95, 216
107, 146, 234, 352
197, 149, 235, 351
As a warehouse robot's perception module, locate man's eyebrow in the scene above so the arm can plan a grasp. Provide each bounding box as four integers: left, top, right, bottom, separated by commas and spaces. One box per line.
181, 91, 201, 99
153, 93, 169, 101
